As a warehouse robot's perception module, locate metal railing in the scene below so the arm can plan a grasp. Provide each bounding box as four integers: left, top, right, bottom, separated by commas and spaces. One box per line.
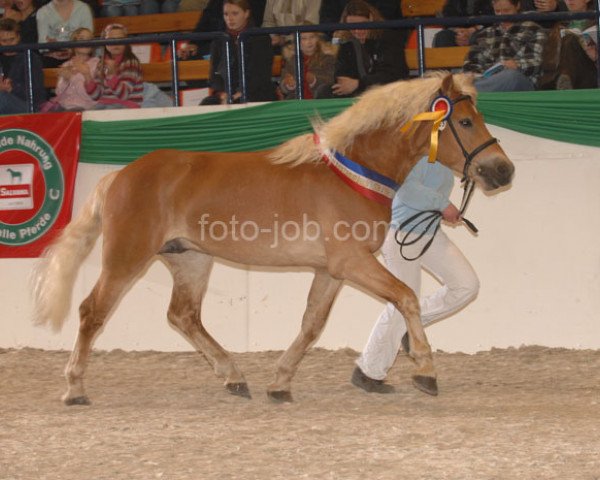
0, 7, 598, 113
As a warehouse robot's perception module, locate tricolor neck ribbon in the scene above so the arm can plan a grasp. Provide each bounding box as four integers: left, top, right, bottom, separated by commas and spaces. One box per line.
314, 134, 400, 207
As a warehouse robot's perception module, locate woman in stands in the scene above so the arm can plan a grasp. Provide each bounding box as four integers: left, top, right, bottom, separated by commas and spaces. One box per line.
463, 0, 547, 92
201, 0, 275, 104
42, 27, 98, 111
14, 0, 38, 44
84, 23, 144, 108
327, 0, 408, 98
278, 28, 335, 100
36, 0, 93, 67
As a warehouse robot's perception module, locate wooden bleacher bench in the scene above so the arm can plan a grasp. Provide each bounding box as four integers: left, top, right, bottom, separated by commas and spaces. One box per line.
43, 47, 467, 89
402, 0, 446, 17
43, 56, 284, 89
93, 11, 201, 35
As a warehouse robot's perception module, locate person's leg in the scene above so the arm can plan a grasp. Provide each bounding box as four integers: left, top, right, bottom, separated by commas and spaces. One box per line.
474, 68, 534, 92
139, 0, 160, 14
419, 230, 480, 327
432, 29, 457, 47
355, 228, 421, 381
0, 92, 28, 115
101, 4, 124, 16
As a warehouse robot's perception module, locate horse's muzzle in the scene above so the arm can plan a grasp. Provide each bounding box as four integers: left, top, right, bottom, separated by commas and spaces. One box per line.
473, 157, 515, 191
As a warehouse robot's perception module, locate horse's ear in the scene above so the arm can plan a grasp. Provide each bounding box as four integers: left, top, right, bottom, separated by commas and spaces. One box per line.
440, 73, 455, 96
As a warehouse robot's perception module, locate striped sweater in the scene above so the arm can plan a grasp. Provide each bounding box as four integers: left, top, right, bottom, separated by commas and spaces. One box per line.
86, 57, 144, 108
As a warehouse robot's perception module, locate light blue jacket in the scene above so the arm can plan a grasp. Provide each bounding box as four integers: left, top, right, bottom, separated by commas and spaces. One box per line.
391, 157, 454, 231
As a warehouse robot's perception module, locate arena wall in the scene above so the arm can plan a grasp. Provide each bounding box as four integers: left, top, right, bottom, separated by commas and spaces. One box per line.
2, 105, 599, 353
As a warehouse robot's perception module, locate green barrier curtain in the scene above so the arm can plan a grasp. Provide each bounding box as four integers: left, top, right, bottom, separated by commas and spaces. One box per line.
81, 90, 600, 165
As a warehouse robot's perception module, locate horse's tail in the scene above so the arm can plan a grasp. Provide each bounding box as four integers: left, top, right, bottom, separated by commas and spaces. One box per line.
31, 171, 118, 332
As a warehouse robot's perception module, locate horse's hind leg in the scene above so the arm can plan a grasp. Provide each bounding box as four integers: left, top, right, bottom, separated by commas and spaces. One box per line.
63, 270, 141, 405
267, 268, 342, 403
162, 250, 250, 398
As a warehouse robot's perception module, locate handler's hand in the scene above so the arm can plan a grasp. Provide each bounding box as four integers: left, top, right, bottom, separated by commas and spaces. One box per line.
442, 203, 461, 224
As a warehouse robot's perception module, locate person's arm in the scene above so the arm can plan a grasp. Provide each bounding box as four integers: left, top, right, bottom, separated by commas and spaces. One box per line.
304, 1, 320, 25
261, 0, 276, 28
278, 56, 296, 94
505, 23, 547, 77
105, 60, 143, 100
35, 6, 49, 43
463, 28, 494, 73
310, 54, 335, 92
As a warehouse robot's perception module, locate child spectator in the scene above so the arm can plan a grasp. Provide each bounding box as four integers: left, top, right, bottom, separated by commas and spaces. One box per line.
200, 0, 274, 104
41, 26, 97, 111
0, 18, 46, 113
261, 0, 321, 52
14, 0, 38, 44
1, 0, 21, 21
326, 0, 408, 98
36, 0, 93, 67
278, 29, 335, 100
85, 23, 144, 109
463, 0, 547, 92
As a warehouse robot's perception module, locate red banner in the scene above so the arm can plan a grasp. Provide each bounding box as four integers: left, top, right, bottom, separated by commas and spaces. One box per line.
0, 112, 81, 258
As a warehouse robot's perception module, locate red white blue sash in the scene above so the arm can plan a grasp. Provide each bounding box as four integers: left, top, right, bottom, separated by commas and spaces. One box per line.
314, 134, 400, 207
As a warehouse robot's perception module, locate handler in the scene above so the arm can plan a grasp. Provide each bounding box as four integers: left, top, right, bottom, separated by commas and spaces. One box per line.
352, 156, 480, 393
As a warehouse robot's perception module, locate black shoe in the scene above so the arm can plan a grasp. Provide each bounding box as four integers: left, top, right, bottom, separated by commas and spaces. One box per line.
351, 366, 395, 394
401, 333, 410, 355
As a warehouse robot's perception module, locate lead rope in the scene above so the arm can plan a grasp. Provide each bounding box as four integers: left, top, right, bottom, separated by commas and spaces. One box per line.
394, 179, 478, 261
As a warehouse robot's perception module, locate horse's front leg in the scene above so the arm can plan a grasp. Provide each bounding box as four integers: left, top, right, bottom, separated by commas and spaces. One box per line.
333, 252, 438, 395
267, 268, 342, 403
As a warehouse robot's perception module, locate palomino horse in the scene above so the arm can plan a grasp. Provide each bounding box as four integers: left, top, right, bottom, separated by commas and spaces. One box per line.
32, 73, 514, 405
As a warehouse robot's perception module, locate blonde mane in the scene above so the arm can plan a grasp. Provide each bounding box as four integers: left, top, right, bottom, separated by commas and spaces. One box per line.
270, 72, 477, 167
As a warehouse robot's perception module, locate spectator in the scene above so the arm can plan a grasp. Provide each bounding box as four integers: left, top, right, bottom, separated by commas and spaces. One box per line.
41, 26, 97, 111
319, 0, 402, 23
84, 23, 144, 109
324, 0, 408, 98
553, 0, 596, 89
200, 0, 275, 104
463, 0, 547, 92
0, 18, 46, 113
261, 0, 321, 52
178, 0, 265, 60
36, 0, 93, 68
1, 0, 21, 21
278, 29, 335, 100
14, 0, 38, 44
432, 1, 494, 48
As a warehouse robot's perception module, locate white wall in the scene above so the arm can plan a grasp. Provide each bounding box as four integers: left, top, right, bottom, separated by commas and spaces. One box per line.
2, 106, 599, 353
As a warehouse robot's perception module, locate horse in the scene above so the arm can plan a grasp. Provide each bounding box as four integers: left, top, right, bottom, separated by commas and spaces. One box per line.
6, 168, 22, 184
32, 72, 514, 405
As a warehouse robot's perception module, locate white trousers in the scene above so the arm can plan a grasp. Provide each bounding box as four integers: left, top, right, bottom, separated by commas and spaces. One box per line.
356, 228, 480, 380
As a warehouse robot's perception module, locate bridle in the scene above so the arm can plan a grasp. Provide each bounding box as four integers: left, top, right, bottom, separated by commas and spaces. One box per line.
395, 94, 499, 261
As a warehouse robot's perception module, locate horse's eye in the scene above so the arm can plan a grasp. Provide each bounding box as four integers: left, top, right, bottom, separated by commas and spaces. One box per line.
459, 118, 473, 128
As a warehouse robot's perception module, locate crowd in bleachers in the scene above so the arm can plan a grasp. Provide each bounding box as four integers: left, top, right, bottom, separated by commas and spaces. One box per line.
0, 0, 597, 114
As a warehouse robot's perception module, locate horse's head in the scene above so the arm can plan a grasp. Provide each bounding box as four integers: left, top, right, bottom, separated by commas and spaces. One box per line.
435, 74, 514, 192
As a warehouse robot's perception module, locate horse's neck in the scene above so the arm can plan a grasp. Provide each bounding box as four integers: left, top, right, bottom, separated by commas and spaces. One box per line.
347, 126, 429, 186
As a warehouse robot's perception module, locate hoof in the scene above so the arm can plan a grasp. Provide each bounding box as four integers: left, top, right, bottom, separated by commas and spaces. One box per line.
267, 390, 293, 403
401, 332, 410, 355
351, 366, 395, 394
63, 395, 91, 406
412, 375, 438, 396
226, 382, 252, 399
